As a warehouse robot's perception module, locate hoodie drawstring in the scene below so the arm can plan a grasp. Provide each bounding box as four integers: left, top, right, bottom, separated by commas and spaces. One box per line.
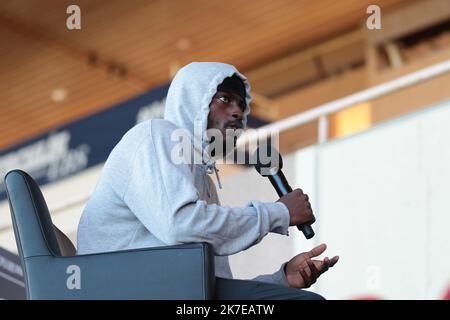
204, 162, 222, 198
213, 166, 222, 189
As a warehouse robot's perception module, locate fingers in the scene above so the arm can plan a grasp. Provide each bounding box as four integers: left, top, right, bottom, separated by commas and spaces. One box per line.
311, 256, 339, 273
298, 261, 319, 288
298, 268, 311, 288
322, 257, 330, 273
298, 257, 331, 289
329, 256, 339, 267
292, 188, 311, 206
307, 260, 320, 284
308, 243, 327, 258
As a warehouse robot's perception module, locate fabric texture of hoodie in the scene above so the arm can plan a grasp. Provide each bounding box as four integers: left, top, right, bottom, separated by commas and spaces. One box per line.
77, 62, 291, 285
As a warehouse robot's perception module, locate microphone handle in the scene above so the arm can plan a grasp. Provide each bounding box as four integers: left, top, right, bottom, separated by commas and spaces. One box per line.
268, 172, 315, 239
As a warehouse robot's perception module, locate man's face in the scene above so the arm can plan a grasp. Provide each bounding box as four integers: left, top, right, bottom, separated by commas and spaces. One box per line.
206, 90, 245, 157
207, 90, 245, 137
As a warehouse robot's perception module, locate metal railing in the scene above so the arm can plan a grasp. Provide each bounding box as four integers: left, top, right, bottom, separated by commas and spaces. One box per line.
237, 59, 450, 147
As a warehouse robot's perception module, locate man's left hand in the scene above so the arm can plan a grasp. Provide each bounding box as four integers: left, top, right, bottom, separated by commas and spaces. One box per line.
284, 243, 339, 288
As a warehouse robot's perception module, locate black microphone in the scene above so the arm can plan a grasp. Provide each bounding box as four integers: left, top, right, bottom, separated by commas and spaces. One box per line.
253, 147, 315, 239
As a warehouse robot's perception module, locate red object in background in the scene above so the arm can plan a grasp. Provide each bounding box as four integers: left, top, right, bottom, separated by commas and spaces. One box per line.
442, 285, 450, 300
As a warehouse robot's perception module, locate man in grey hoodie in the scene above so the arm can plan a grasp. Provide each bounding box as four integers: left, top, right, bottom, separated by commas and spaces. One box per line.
77, 62, 338, 299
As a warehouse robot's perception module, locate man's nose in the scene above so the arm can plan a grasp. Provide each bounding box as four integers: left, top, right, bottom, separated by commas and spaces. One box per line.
230, 103, 244, 120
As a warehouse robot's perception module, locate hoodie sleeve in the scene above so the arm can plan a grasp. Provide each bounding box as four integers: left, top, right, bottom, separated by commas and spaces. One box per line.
122, 120, 290, 256
251, 262, 289, 286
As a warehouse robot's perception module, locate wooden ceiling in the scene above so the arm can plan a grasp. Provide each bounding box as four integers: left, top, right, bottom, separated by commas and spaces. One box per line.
0, 0, 408, 150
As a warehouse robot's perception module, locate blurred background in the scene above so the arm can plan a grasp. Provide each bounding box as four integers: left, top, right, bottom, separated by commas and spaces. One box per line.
1, 0, 449, 299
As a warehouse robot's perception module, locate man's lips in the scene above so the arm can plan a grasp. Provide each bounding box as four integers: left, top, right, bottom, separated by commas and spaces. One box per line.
225, 122, 243, 130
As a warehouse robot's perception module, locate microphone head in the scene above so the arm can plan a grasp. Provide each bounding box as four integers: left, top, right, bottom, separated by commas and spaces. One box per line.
253, 146, 283, 176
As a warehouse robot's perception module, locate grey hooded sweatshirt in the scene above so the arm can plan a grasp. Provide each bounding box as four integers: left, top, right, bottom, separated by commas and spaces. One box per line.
77, 62, 291, 285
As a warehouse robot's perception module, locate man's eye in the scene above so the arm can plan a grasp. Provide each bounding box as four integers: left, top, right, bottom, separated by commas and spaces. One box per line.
218, 96, 229, 103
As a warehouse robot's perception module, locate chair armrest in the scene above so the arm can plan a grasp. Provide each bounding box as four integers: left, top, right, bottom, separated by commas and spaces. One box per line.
24, 243, 215, 300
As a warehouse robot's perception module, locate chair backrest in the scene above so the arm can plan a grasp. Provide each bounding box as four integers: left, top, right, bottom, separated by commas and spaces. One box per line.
5, 170, 76, 259
4, 170, 213, 300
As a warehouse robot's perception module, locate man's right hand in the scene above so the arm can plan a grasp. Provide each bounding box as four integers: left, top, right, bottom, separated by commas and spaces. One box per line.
278, 188, 315, 226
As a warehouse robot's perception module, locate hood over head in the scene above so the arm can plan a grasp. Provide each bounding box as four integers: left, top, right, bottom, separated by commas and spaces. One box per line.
164, 62, 252, 145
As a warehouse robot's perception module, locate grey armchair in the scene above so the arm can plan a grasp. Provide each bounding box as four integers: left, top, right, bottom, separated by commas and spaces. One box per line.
5, 170, 215, 300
